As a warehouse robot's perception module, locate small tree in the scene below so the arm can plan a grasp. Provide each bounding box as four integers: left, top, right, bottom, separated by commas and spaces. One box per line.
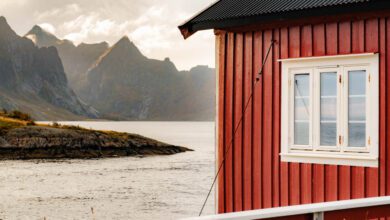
9, 110, 32, 121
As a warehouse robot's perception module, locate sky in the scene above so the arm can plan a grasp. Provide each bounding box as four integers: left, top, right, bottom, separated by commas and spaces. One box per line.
0, 0, 215, 71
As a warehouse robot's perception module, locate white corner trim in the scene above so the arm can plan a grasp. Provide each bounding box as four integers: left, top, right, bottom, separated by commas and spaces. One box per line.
214, 34, 220, 214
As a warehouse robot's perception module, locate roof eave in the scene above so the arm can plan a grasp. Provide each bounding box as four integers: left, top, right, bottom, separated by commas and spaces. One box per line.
178, 0, 221, 39
178, 25, 194, 39
179, 0, 390, 39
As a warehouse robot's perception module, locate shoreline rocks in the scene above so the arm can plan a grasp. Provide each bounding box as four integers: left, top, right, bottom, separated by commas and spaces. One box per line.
0, 125, 191, 160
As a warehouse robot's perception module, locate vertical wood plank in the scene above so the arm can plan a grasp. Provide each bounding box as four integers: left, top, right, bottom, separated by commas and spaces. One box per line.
288, 26, 301, 205
233, 33, 243, 211
339, 21, 352, 54
386, 18, 390, 196
289, 26, 301, 58
301, 25, 313, 57
280, 27, 290, 207
243, 32, 253, 211
313, 24, 326, 56
272, 28, 281, 208
252, 31, 263, 209
379, 18, 387, 197
217, 33, 226, 214
262, 30, 273, 209
352, 20, 365, 53
365, 18, 379, 198
326, 22, 339, 55
351, 19, 366, 199
338, 21, 352, 201
312, 23, 325, 203
225, 32, 234, 212
300, 25, 313, 204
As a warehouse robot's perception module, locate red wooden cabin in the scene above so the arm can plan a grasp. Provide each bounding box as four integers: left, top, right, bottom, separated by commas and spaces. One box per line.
180, 0, 390, 219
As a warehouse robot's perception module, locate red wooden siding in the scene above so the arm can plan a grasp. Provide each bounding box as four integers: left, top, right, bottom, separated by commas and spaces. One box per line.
252, 31, 263, 209
242, 32, 253, 211
217, 32, 225, 214
233, 33, 243, 212
217, 16, 389, 213
225, 32, 234, 213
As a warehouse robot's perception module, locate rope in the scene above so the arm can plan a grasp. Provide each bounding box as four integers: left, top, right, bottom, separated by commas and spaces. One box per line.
198, 39, 276, 216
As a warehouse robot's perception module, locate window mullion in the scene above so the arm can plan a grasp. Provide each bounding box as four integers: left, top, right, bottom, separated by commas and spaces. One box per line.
313, 69, 318, 151
366, 67, 370, 150
339, 67, 346, 152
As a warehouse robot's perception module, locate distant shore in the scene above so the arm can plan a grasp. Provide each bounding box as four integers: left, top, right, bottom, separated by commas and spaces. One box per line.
0, 112, 191, 160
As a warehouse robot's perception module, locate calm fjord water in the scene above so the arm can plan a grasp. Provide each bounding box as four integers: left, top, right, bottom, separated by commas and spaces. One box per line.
0, 122, 215, 220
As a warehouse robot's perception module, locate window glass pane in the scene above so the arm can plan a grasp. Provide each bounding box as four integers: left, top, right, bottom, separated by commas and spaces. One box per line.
349, 123, 366, 147
294, 74, 310, 145
348, 70, 366, 147
320, 123, 337, 146
295, 122, 309, 145
320, 72, 337, 146
349, 71, 366, 95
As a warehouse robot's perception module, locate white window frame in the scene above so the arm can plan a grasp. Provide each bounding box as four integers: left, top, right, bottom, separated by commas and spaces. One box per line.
280, 53, 379, 168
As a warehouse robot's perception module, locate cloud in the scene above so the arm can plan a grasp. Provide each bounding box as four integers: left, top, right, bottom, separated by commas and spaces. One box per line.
129, 25, 172, 53
0, 0, 27, 10
34, 3, 81, 21
0, 0, 215, 70
61, 13, 132, 44
127, 6, 174, 53
133, 6, 163, 26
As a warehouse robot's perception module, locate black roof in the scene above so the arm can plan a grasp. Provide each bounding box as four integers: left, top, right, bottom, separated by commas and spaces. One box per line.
179, 0, 390, 38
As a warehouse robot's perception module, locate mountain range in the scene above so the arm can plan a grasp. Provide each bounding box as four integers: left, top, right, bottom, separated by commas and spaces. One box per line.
26, 25, 109, 90
0, 17, 97, 120
0, 16, 215, 121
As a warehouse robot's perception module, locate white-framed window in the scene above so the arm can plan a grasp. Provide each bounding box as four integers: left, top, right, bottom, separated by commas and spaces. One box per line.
280, 53, 379, 167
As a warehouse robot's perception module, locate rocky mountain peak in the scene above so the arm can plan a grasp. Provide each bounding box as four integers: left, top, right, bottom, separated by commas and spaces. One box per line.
112, 36, 137, 50
25, 25, 61, 47
0, 16, 17, 40
118, 35, 130, 43
30, 25, 43, 33
0, 16, 7, 25
27, 25, 53, 38
104, 36, 145, 61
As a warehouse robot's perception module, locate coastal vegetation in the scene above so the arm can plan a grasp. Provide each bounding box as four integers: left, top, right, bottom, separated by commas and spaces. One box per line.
0, 111, 191, 160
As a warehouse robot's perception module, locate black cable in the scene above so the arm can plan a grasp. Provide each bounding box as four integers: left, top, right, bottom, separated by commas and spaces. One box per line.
198, 40, 276, 216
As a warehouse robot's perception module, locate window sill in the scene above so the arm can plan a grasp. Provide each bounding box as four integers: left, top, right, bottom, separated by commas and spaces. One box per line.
280, 152, 378, 168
